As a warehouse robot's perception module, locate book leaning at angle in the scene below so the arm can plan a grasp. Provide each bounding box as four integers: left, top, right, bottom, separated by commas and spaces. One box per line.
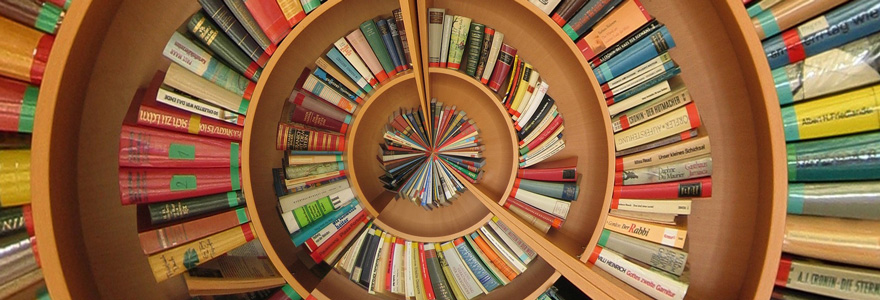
777, 255, 880, 300
147, 222, 256, 281
604, 215, 687, 249
119, 167, 242, 205
148, 191, 246, 225
187, 11, 262, 81
588, 246, 688, 300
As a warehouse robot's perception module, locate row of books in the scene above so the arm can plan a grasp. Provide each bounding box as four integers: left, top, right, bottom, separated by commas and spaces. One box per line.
0, 3, 72, 298
741, 0, 880, 299
334, 217, 538, 300
504, 158, 578, 233
378, 102, 484, 209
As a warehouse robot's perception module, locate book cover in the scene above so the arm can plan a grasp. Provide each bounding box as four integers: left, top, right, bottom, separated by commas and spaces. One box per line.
434, 243, 465, 300
427, 8, 446, 66
613, 177, 712, 199
361, 19, 397, 77
139, 206, 249, 255
0, 17, 52, 85
243, 0, 291, 45
349, 225, 375, 281
187, 11, 262, 81
784, 215, 880, 269
447, 16, 472, 69
518, 98, 556, 140
0, 149, 29, 207
478, 226, 527, 272
786, 130, 880, 181
223, 0, 274, 51
776, 255, 880, 299
463, 235, 509, 285
198, 0, 271, 63
147, 190, 245, 225
119, 167, 242, 205
487, 44, 517, 92
572, 0, 651, 60
463, 22, 485, 76
474, 27, 494, 79
283, 187, 353, 233
752, 0, 848, 40
611, 85, 690, 132
781, 84, 880, 142
275, 0, 305, 26
346, 29, 389, 83
516, 84, 550, 131
614, 103, 701, 151
0, 77, 36, 133
147, 223, 255, 281
616, 154, 712, 186
597, 229, 687, 276
610, 198, 692, 215
290, 200, 359, 246
164, 63, 251, 116
118, 125, 241, 169
278, 179, 348, 212
787, 181, 880, 220
588, 246, 688, 300
416, 243, 436, 300
594, 26, 675, 85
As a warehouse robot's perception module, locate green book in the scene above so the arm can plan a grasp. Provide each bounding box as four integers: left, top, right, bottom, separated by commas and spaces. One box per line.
0, 206, 25, 237
447, 16, 472, 69
516, 178, 579, 201
359, 20, 397, 76
292, 196, 335, 228
301, 0, 321, 13
148, 191, 245, 224
187, 11, 262, 81
787, 131, 880, 182
463, 23, 485, 76
788, 182, 880, 220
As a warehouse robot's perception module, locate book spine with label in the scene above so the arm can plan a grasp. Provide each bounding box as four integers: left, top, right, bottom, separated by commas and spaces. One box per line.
447, 16, 472, 70
453, 237, 500, 292
304, 204, 364, 251
602, 52, 674, 93
424, 243, 453, 300
187, 11, 262, 81
346, 29, 389, 83
594, 26, 675, 84
516, 166, 577, 182
147, 190, 244, 225
519, 115, 563, 154
616, 154, 712, 185
487, 44, 517, 92
276, 122, 345, 151
439, 15, 454, 68
0, 77, 36, 133
140, 206, 249, 255
590, 19, 662, 68
289, 105, 349, 133
753, 0, 848, 40
287, 90, 353, 124
349, 225, 374, 281
463, 235, 508, 286
515, 178, 578, 201
315, 57, 367, 97
198, 0, 271, 64
614, 103, 701, 151
610, 198, 692, 215
573, 0, 652, 59
504, 197, 566, 228
474, 27, 494, 80
300, 0, 320, 13
360, 20, 397, 77
155, 87, 244, 126
278, 178, 347, 211
480, 32, 504, 84
505, 203, 552, 233
611, 85, 689, 132
163, 32, 256, 99
550, 0, 587, 26
587, 246, 687, 300
468, 232, 517, 281
613, 177, 712, 199
434, 243, 465, 300
387, 17, 407, 71
597, 229, 687, 275
147, 223, 255, 281
605, 67, 680, 109
243, 0, 291, 45
0, 206, 25, 237
119, 167, 242, 205
294, 70, 357, 114
787, 182, 880, 220
164, 63, 251, 115
275, 0, 305, 26
393, 9, 412, 66
616, 128, 698, 157
0, 17, 52, 85
439, 242, 483, 299
763, 0, 880, 69
489, 217, 537, 261
427, 8, 445, 67
371, 232, 390, 294
518, 99, 556, 140
416, 243, 436, 299
463, 22, 485, 76
479, 226, 527, 272
325, 47, 373, 92
787, 130, 880, 181
223, 0, 274, 51
776, 255, 880, 299
379, 18, 404, 73
784, 215, 880, 269
118, 125, 241, 169
313, 67, 362, 104
283, 188, 352, 232
781, 84, 880, 142
562, 0, 626, 40
137, 105, 243, 141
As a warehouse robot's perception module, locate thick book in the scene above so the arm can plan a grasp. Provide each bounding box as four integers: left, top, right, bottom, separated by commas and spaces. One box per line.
447, 16, 472, 70
287, 90, 351, 123
147, 223, 255, 281
516, 166, 577, 182
614, 103, 701, 151
223, 0, 274, 51
280, 185, 352, 232
302, 204, 363, 252
588, 246, 688, 300
480, 31, 504, 84
360, 19, 397, 78
163, 32, 256, 99
0, 76, 36, 133
276, 123, 345, 151
573, 0, 652, 60
290, 200, 359, 246
617, 135, 710, 171
784, 215, 880, 269
478, 227, 526, 273
463, 22, 485, 76
275, 0, 305, 26
594, 26, 675, 85
786, 130, 880, 182
504, 197, 565, 229
294, 69, 357, 114
788, 181, 880, 220
139, 206, 249, 255
147, 190, 245, 225
616, 154, 712, 185
562, 0, 626, 40
310, 214, 368, 263
277, 178, 348, 212
198, 0, 271, 64
284, 102, 350, 133
611, 85, 690, 132
393, 10, 412, 67
313, 66, 362, 104
346, 29, 389, 83
589, 19, 662, 68
137, 104, 243, 141
118, 167, 242, 205
616, 128, 698, 157
487, 44, 517, 92
474, 27, 494, 80
489, 217, 537, 263
776, 255, 880, 299
187, 11, 262, 81
386, 17, 407, 71
427, 8, 446, 67
752, 0, 848, 40
434, 243, 464, 299
0, 16, 52, 85
550, 0, 588, 26
763, 0, 880, 69
0, 149, 30, 207
469, 232, 517, 281
377, 19, 404, 73
509, 184, 572, 218
610, 198, 691, 215
118, 125, 241, 169
439, 242, 483, 299
332, 38, 377, 89
243, 0, 291, 45
514, 178, 578, 201
781, 84, 880, 142
505, 202, 552, 233
613, 177, 712, 199
164, 63, 250, 116
598, 229, 687, 276
439, 15, 454, 68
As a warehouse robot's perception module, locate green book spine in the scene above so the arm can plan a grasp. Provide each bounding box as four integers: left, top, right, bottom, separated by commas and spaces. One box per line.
787, 131, 880, 182
788, 182, 880, 220
301, 0, 321, 13
359, 20, 396, 76
187, 11, 263, 81
516, 179, 579, 201
0, 206, 24, 237
148, 191, 245, 224
463, 23, 485, 76
447, 16, 472, 69
292, 196, 335, 228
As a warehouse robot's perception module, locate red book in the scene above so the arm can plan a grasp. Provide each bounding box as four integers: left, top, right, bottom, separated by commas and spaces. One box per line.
520, 115, 564, 150
504, 197, 564, 228
385, 235, 396, 291
516, 166, 577, 182
612, 177, 712, 200
288, 105, 349, 134
276, 122, 345, 151
419, 243, 436, 300
243, 0, 292, 45
138, 207, 250, 255
23, 204, 34, 236
488, 44, 517, 92
119, 125, 241, 168
118, 167, 243, 205
288, 91, 352, 123
308, 211, 368, 263
137, 105, 244, 141
0, 77, 36, 133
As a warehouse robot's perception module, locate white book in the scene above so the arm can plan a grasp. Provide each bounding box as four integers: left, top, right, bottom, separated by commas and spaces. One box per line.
303, 73, 354, 112
480, 226, 527, 273
404, 241, 415, 298
339, 222, 370, 275
590, 247, 688, 300
155, 87, 241, 125
521, 141, 565, 168
513, 72, 541, 120
529, 0, 562, 14
516, 81, 549, 130
521, 124, 565, 160
439, 15, 454, 67
486, 219, 533, 264
163, 32, 249, 97
520, 106, 558, 146
605, 52, 672, 93
392, 239, 405, 294
440, 242, 484, 299
611, 86, 690, 133
334, 37, 376, 86
612, 199, 692, 215
163, 63, 246, 115
480, 32, 504, 84
427, 8, 446, 65
278, 180, 350, 212
608, 80, 672, 116
280, 186, 355, 234
511, 185, 571, 219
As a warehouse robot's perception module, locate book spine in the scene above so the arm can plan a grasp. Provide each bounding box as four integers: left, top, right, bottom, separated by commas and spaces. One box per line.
315, 58, 367, 98
606, 66, 679, 109
754, 0, 848, 40
487, 44, 517, 92
763, 0, 880, 69
290, 200, 359, 245
368, 19, 399, 76
278, 179, 347, 211
198, 0, 271, 64
478, 227, 526, 272
612, 85, 690, 132
469, 233, 517, 281
505, 202, 552, 233
0, 17, 52, 85
550, 0, 588, 26
597, 229, 687, 275
439, 15, 454, 68
610, 198, 692, 215
447, 16, 472, 69
295, 71, 357, 114
587, 246, 687, 300
304, 205, 364, 251
0, 0, 63, 34
594, 26, 675, 85
787, 182, 880, 220
346, 29, 389, 83
163, 63, 251, 116
603, 52, 673, 93
349, 225, 374, 281
614, 103, 701, 151
243, 0, 291, 45
382, 18, 405, 72
287, 195, 336, 231
326, 47, 373, 91
440, 242, 483, 298
187, 11, 262, 81
516, 166, 577, 182
427, 8, 445, 66
417, 243, 436, 300
464, 23, 486, 76
224, 0, 274, 51
435, 244, 465, 300
616, 128, 697, 157
0, 150, 29, 207
140, 206, 249, 254
616, 154, 712, 185
504, 197, 566, 228
0, 232, 38, 283
267, 284, 303, 300
613, 177, 712, 199
786, 130, 880, 182
120, 167, 242, 205
562, 0, 626, 40
425, 244, 453, 300
520, 115, 563, 154
0, 206, 24, 237
776, 255, 880, 299
518, 98, 556, 140
313, 66, 361, 104
573, 0, 651, 59
781, 84, 880, 142
147, 223, 255, 281
453, 238, 500, 292
480, 32, 504, 84
387, 17, 407, 70
530, 0, 562, 14
118, 125, 241, 169
463, 235, 508, 285
516, 178, 579, 201
516, 84, 550, 131
590, 19, 662, 67
490, 217, 537, 260
394, 9, 412, 66
137, 105, 243, 141
164, 32, 257, 98
0, 77, 36, 133
474, 27, 494, 79
300, 0, 320, 13
154, 87, 244, 126
275, 0, 305, 26
289, 105, 349, 133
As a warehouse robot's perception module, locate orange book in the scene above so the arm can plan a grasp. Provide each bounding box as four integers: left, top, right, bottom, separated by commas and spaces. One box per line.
574, 0, 651, 60
468, 232, 517, 281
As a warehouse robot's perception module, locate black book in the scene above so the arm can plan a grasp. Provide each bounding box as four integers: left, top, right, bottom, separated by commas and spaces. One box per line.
350, 225, 375, 282
358, 229, 382, 288
197, 0, 266, 64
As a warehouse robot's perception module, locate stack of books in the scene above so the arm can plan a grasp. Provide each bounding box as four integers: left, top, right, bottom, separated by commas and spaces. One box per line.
744, 0, 880, 298
504, 157, 578, 233
335, 217, 537, 300
0, 2, 70, 297
379, 102, 484, 209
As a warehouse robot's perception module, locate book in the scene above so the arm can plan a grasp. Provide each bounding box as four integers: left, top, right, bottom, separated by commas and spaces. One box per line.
118, 167, 242, 205
184, 255, 283, 296
786, 130, 880, 181
0, 232, 38, 284
613, 177, 712, 199
163, 63, 251, 115
488, 44, 517, 92
787, 181, 880, 220
0, 77, 36, 133
447, 16, 472, 70
198, 0, 271, 64
349, 225, 375, 281
309, 213, 368, 263
474, 27, 494, 80
0, 0, 63, 34
294, 69, 357, 114
155, 86, 245, 126
747, 0, 785, 17
463, 22, 485, 76
588, 246, 688, 300
0, 205, 26, 237
505, 202, 552, 233
290, 200, 360, 246
605, 67, 681, 112
597, 229, 687, 276
509, 186, 571, 219
393, 9, 412, 66
386, 17, 407, 72
284, 102, 350, 133
763, 0, 880, 69
276, 122, 345, 151
616, 128, 699, 157
147, 223, 255, 281
562, 0, 626, 40
530, 0, 562, 15
427, 8, 446, 67
313, 67, 362, 104
609, 209, 677, 225
118, 125, 241, 169
784, 215, 880, 269
453, 237, 500, 292
610, 198, 691, 215
781, 84, 880, 142
224, 0, 274, 52
0, 149, 30, 207
424, 243, 453, 300
243, 0, 290, 45
333, 37, 378, 89
346, 29, 389, 83
434, 243, 465, 300
752, 0, 848, 40
516, 166, 577, 182
602, 52, 675, 94
776, 255, 880, 299
515, 178, 578, 201
611, 84, 690, 132
140, 206, 249, 255
281, 187, 353, 233
0, 268, 42, 300
468, 232, 517, 281
0, 16, 52, 85
267, 284, 304, 300
300, 0, 320, 13
589, 19, 662, 68
360, 19, 397, 77
594, 26, 675, 85
147, 190, 246, 225
136, 104, 243, 141
488, 217, 537, 263
315, 57, 367, 98
439, 242, 483, 299
480, 31, 504, 84
616, 154, 712, 185
550, 0, 589, 26
372, 232, 392, 294
287, 90, 351, 123
614, 103, 701, 151
516, 84, 550, 131
508, 63, 534, 115
478, 226, 527, 272
275, 0, 305, 27
187, 11, 262, 81
439, 15, 454, 68
573, 0, 652, 60
517, 98, 556, 140
519, 115, 562, 155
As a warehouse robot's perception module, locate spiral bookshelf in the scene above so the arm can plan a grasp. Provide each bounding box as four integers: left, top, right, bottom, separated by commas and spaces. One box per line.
29, 0, 786, 299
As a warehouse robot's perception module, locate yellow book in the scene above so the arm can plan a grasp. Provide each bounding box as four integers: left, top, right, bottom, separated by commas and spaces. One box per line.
604, 215, 687, 249
413, 241, 426, 300
274, 0, 305, 26
508, 63, 534, 116
614, 103, 701, 151
0, 149, 30, 207
782, 84, 880, 141
148, 223, 255, 281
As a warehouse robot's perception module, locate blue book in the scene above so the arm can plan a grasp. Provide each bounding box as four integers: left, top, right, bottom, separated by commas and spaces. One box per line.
454, 238, 500, 292
606, 66, 681, 105
377, 19, 404, 72
313, 67, 363, 100
289, 199, 359, 246
326, 48, 373, 93
764, 0, 880, 69
594, 26, 675, 84
517, 178, 579, 201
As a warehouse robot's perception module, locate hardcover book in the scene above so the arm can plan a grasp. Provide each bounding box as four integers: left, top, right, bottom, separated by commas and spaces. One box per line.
360, 19, 398, 77
119, 167, 242, 205
147, 191, 245, 225
346, 29, 389, 83
603, 215, 687, 249
613, 103, 701, 151
776, 255, 880, 299
786, 130, 880, 182
147, 223, 255, 281
243, 0, 291, 45
613, 177, 712, 199
780, 84, 880, 142
447, 16, 472, 70
198, 0, 271, 63
0, 16, 52, 85
597, 229, 687, 275
163, 32, 256, 99
463, 22, 485, 76
187, 11, 262, 81
139, 206, 249, 254
118, 125, 241, 169
588, 246, 688, 300
787, 181, 880, 220
224, 0, 274, 51
427, 8, 446, 67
